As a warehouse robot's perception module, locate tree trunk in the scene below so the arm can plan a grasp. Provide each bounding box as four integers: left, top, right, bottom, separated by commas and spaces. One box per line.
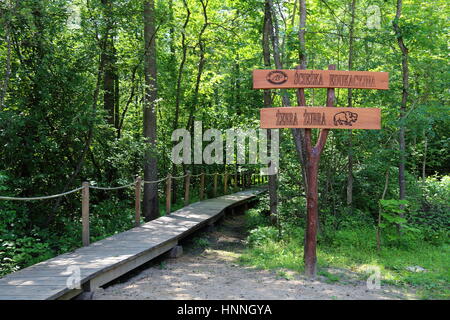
101, 0, 119, 129
303, 65, 336, 278
267, 0, 308, 194
0, 10, 12, 109
347, 0, 356, 208
393, 0, 409, 215
295, 0, 309, 195
187, 0, 208, 134
263, 0, 278, 222
143, 0, 159, 221
171, 0, 190, 204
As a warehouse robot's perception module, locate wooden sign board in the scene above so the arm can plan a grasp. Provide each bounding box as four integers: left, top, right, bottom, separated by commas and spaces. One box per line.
253, 69, 389, 90
260, 107, 381, 130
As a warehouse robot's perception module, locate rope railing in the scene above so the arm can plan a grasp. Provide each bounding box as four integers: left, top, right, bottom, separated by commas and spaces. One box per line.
0, 170, 269, 247
89, 182, 136, 190
0, 187, 84, 201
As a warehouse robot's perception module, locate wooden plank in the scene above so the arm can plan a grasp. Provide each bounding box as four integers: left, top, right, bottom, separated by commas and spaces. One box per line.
253, 69, 389, 90
260, 107, 381, 129
86, 239, 177, 290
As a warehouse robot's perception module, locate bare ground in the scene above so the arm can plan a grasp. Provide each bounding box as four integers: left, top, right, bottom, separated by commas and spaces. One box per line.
92, 215, 417, 300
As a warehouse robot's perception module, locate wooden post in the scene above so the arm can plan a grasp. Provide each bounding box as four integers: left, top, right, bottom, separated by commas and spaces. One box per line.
234, 172, 238, 190
213, 173, 218, 197
184, 171, 190, 206
135, 176, 142, 227
224, 173, 228, 194
199, 173, 205, 200
82, 181, 90, 247
166, 174, 172, 215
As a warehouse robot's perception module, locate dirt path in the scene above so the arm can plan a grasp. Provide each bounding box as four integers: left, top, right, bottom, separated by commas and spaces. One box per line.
92, 215, 417, 300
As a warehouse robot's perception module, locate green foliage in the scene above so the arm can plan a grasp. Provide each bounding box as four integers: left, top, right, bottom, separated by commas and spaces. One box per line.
244, 207, 269, 230
241, 202, 450, 299
192, 236, 210, 249
247, 226, 279, 247
0, 0, 448, 300
379, 199, 422, 245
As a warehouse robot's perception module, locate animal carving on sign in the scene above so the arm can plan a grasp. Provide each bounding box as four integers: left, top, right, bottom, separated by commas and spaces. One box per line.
333, 111, 358, 126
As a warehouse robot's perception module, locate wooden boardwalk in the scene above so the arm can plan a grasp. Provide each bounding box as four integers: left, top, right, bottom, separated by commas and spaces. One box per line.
0, 188, 265, 300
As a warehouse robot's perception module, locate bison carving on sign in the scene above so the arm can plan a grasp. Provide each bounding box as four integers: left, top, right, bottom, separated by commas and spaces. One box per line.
333, 111, 358, 126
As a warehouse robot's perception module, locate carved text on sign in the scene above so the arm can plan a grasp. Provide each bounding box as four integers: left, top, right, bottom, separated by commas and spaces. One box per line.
304, 110, 327, 126
294, 72, 324, 86
329, 74, 375, 88
276, 110, 298, 126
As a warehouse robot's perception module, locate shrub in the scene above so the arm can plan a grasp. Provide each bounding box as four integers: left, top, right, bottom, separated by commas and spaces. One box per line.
247, 226, 279, 247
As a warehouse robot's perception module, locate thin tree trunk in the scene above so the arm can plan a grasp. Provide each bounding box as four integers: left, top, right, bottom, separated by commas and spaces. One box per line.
422, 130, 427, 181
393, 0, 409, 221
263, 0, 278, 223
143, 0, 159, 221
347, 0, 356, 208
295, 0, 309, 195
187, 0, 208, 134
377, 169, 390, 252
101, 0, 118, 129
171, 0, 191, 203
267, 0, 307, 192
0, 14, 12, 109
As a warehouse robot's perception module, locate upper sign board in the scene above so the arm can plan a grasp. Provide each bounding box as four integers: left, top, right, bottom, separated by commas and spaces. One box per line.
253, 69, 389, 90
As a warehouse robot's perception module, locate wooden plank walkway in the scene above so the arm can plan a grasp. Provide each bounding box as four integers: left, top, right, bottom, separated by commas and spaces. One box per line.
0, 188, 265, 300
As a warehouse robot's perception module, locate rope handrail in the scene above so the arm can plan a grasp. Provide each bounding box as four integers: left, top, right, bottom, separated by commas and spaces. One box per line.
90, 182, 136, 190
171, 173, 188, 180
143, 176, 168, 184
0, 187, 84, 201
0, 171, 267, 201
190, 173, 203, 178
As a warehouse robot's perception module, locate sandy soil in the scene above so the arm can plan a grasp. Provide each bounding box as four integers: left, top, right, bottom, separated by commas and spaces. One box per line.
92, 215, 417, 300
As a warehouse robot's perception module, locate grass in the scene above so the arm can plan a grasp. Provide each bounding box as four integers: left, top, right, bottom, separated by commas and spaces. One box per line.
239, 213, 450, 299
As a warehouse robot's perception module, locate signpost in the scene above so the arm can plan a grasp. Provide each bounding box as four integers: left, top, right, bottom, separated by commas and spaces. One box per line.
253, 66, 388, 278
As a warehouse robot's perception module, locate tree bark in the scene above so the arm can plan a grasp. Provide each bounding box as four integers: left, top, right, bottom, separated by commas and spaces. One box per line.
295, 0, 309, 194
143, 0, 159, 221
304, 64, 336, 278
171, 0, 190, 204
263, 0, 278, 222
393, 0, 409, 212
267, 0, 307, 191
101, 0, 119, 129
346, 0, 356, 208
186, 0, 208, 134
0, 9, 12, 109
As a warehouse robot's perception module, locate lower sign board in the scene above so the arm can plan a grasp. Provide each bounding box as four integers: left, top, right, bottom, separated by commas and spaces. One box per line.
260, 107, 381, 129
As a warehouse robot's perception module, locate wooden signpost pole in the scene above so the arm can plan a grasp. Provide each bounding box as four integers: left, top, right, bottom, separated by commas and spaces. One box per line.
253, 65, 387, 278
303, 64, 335, 277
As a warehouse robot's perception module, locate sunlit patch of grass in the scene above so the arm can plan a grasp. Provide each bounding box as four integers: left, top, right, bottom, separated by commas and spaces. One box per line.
240, 221, 450, 299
